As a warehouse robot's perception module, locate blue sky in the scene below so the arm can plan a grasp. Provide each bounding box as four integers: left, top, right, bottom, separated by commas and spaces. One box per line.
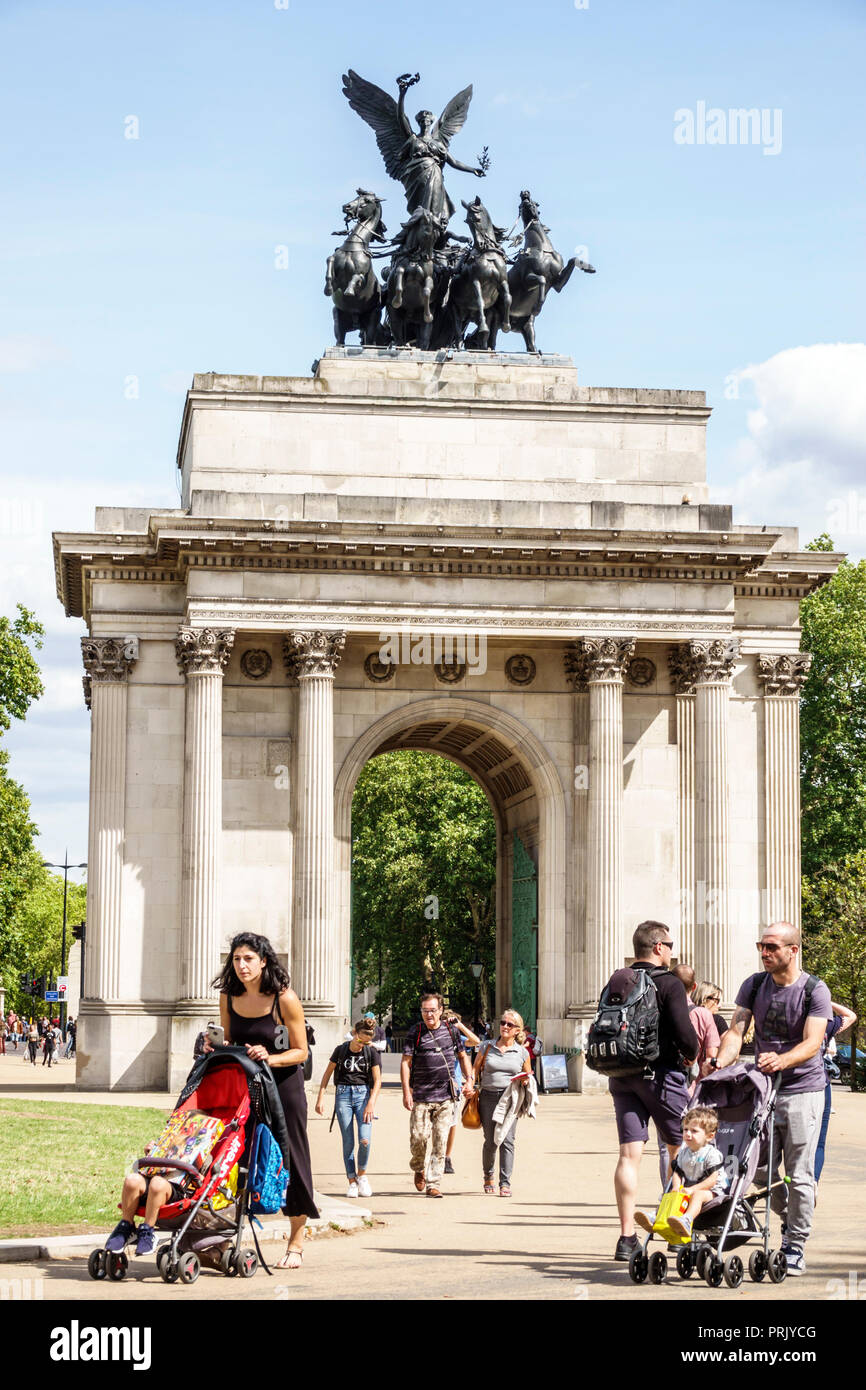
1, 0, 864, 863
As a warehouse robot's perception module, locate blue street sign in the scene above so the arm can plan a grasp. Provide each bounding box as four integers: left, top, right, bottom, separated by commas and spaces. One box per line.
44, 991, 59, 1002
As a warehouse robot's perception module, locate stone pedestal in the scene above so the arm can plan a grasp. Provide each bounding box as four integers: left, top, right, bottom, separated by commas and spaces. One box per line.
77, 637, 138, 1089
759, 654, 811, 929
285, 631, 346, 1024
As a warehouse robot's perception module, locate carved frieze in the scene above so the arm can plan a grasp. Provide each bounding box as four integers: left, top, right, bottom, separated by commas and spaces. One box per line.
175, 627, 235, 675
363, 653, 396, 683
564, 637, 636, 691
757, 652, 812, 695
627, 657, 656, 688
240, 648, 273, 680
505, 654, 536, 686
434, 659, 466, 684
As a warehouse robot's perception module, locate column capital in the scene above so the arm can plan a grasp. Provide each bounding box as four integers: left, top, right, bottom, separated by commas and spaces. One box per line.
757, 652, 812, 696
283, 630, 346, 681
564, 637, 636, 691
175, 627, 235, 676
669, 638, 739, 691
81, 636, 139, 709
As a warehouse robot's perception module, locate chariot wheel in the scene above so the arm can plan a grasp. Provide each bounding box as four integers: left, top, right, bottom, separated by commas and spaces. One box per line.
628, 1248, 648, 1284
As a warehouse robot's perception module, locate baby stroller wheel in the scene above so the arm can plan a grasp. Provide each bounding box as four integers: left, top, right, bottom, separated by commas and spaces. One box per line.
748, 1249, 768, 1282
676, 1246, 694, 1279
179, 1253, 200, 1285
628, 1248, 648, 1284
767, 1249, 788, 1283
648, 1251, 668, 1284
221, 1249, 238, 1277
87, 1248, 107, 1280
723, 1254, 744, 1289
106, 1251, 128, 1282
155, 1242, 172, 1274
705, 1254, 724, 1288
695, 1243, 712, 1279
161, 1258, 181, 1284
237, 1249, 258, 1279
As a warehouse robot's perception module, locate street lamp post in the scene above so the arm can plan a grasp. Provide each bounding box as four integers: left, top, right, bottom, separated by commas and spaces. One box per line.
470, 952, 483, 1034
42, 851, 87, 1029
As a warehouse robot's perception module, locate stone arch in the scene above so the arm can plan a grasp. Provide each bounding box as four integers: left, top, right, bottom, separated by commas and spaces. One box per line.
334, 697, 568, 1034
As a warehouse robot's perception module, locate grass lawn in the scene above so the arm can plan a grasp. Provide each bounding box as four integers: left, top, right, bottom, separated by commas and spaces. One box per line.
0, 1099, 171, 1237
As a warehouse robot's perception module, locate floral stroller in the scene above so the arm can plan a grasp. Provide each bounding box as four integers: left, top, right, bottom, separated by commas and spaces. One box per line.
628, 1064, 789, 1290
87, 1047, 291, 1285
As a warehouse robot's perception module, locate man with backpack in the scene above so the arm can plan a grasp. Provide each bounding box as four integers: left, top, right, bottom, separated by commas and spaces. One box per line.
601, 920, 699, 1263
401, 992, 474, 1198
715, 921, 832, 1276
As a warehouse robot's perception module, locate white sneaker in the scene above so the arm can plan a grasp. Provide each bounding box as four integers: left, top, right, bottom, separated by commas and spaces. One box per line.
357, 1176, 372, 1197
346, 1180, 359, 1198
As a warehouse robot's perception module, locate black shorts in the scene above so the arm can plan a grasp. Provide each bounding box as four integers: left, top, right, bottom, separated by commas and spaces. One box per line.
145, 1175, 187, 1205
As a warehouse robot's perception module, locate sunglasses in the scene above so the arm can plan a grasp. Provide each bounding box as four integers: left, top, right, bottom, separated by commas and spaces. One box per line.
756, 942, 789, 951
499, 1020, 517, 1028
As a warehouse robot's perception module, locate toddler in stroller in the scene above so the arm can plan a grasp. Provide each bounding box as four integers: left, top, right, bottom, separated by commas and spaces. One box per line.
628, 1063, 790, 1290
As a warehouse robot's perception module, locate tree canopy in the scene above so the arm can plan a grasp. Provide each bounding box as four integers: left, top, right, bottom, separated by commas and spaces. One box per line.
800, 538, 866, 878
350, 751, 496, 1023
803, 851, 866, 1088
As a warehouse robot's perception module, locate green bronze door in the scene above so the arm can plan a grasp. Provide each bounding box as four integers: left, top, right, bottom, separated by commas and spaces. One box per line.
511, 834, 538, 1029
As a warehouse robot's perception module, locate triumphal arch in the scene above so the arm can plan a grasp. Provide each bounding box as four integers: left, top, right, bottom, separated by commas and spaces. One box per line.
54, 349, 834, 1089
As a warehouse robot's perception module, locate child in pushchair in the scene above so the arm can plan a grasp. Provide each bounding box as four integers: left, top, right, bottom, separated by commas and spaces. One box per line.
628, 1063, 789, 1290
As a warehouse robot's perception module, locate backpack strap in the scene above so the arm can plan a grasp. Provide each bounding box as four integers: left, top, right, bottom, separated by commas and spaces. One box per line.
747, 971, 821, 1019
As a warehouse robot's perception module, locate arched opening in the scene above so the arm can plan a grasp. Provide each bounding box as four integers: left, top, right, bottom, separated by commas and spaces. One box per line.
334, 698, 568, 1039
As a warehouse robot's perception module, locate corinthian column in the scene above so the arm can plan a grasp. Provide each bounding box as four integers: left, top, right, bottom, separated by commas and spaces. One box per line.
683, 638, 738, 998
758, 654, 812, 929
566, 637, 635, 999
284, 630, 346, 1014
668, 647, 697, 970
81, 636, 139, 1000
176, 628, 235, 1002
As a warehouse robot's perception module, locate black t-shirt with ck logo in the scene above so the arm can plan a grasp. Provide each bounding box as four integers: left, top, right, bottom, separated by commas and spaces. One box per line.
330, 1043, 379, 1088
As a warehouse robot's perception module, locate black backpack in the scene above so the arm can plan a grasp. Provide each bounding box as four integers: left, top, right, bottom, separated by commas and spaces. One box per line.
586, 969, 661, 1077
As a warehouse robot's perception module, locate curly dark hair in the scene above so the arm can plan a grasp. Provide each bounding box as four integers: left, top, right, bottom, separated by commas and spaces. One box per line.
212, 932, 291, 998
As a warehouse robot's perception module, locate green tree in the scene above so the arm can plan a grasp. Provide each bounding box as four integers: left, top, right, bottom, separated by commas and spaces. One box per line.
803, 852, 866, 1091
351, 751, 496, 1022
0, 605, 46, 1008
800, 539, 866, 877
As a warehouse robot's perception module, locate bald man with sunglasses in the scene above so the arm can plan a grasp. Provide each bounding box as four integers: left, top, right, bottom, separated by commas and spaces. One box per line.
716, 921, 832, 1276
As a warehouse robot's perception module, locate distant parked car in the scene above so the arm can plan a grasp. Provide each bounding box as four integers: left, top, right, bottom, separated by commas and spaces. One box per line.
836, 1042, 866, 1084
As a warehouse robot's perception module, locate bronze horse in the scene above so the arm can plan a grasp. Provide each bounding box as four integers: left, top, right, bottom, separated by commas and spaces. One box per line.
325, 189, 387, 345
443, 197, 511, 350
383, 206, 445, 349
489, 191, 595, 352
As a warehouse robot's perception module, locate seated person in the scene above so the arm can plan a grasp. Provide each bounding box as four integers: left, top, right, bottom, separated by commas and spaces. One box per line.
635, 1105, 729, 1239
105, 1145, 192, 1257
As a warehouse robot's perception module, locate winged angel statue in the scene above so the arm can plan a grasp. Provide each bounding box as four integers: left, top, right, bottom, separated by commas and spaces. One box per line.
342, 70, 485, 234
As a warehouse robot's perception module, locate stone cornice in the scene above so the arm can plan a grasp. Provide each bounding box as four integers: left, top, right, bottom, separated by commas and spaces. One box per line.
564, 637, 636, 689
175, 627, 235, 675
757, 652, 813, 695
283, 630, 346, 680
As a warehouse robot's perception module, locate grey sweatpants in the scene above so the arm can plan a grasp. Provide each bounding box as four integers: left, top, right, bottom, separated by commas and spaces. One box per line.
756, 1088, 824, 1247
480, 1088, 518, 1185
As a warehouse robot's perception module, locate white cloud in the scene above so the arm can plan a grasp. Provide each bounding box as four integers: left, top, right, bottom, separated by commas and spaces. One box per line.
713, 343, 866, 555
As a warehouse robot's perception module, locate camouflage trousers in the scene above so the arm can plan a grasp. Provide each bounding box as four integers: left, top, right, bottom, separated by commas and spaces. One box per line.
409, 1100, 454, 1188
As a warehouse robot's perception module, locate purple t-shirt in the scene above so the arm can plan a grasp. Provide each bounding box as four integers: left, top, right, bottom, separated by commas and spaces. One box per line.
735, 972, 832, 1093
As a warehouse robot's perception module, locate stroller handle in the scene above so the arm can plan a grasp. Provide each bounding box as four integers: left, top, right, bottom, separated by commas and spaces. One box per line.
133, 1157, 203, 1181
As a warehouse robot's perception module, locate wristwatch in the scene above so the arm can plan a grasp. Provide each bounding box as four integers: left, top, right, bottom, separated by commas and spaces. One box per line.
709, 1058, 720, 1070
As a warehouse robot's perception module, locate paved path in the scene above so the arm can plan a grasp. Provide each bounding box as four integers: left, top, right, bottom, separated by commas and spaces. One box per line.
1, 1056, 864, 1301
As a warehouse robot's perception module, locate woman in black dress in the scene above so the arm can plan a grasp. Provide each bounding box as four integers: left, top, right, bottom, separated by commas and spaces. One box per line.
214, 932, 318, 1269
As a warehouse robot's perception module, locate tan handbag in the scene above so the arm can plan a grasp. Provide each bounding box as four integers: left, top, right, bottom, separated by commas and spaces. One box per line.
461, 1045, 488, 1129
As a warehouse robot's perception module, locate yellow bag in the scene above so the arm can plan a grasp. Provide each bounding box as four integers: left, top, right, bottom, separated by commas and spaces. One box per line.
211, 1163, 239, 1212
652, 1190, 690, 1244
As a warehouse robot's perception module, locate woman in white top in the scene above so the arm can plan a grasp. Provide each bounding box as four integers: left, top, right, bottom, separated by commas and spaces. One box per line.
471, 1007, 530, 1197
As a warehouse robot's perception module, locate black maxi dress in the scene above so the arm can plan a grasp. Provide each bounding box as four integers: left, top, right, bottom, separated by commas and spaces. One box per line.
228, 995, 319, 1219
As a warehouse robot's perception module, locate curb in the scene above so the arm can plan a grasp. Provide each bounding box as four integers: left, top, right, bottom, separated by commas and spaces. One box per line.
0, 1194, 373, 1263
